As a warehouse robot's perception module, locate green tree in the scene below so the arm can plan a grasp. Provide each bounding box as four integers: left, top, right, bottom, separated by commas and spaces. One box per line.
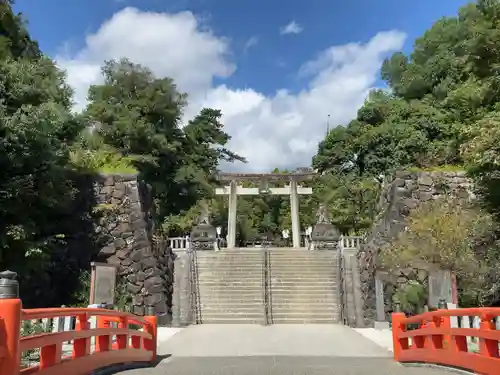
86, 59, 244, 234
0, 0, 41, 60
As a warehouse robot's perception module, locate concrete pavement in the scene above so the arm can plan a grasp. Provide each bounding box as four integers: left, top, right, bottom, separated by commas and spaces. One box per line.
112, 325, 455, 375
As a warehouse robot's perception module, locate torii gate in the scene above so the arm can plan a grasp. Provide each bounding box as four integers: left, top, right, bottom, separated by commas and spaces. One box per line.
215, 172, 316, 248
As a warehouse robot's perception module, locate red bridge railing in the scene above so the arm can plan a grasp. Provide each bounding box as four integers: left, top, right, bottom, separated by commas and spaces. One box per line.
0, 297, 157, 375
392, 308, 500, 375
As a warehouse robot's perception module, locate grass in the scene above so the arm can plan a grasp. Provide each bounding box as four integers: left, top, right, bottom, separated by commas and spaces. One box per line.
70, 148, 138, 174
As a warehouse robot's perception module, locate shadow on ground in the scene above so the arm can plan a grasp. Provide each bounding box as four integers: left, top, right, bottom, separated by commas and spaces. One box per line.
113, 356, 460, 375
91, 354, 172, 375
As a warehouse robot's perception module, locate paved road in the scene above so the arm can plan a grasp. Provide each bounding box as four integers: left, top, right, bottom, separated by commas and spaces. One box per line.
114, 325, 455, 375
119, 356, 455, 375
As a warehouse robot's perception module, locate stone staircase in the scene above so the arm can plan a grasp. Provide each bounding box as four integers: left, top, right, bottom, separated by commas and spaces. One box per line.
194, 250, 265, 324
187, 248, 344, 325
268, 249, 341, 324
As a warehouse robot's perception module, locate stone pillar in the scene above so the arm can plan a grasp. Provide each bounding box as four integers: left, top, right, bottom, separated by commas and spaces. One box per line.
290, 178, 300, 248
227, 180, 237, 248
374, 273, 385, 322
172, 253, 192, 326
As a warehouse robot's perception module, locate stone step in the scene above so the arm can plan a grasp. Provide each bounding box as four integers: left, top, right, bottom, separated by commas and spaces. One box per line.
269, 311, 340, 319
197, 266, 262, 271
196, 266, 263, 271
269, 257, 339, 260
198, 292, 263, 298
269, 284, 338, 290
270, 304, 340, 312
269, 255, 338, 259
268, 268, 338, 272
197, 273, 262, 278
270, 318, 340, 324
197, 288, 262, 295
196, 318, 264, 324
197, 280, 263, 285
198, 311, 263, 319
200, 307, 262, 314
270, 296, 339, 303
200, 289, 264, 301
196, 260, 263, 265
199, 302, 263, 308
269, 282, 338, 287
270, 296, 339, 302
269, 277, 337, 282
197, 276, 262, 281
198, 289, 262, 295
197, 281, 262, 286
269, 276, 337, 281
197, 281, 263, 286
194, 255, 264, 264
269, 288, 339, 294
269, 252, 339, 259
199, 296, 264, 306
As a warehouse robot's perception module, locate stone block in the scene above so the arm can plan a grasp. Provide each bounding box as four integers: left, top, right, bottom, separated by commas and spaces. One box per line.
99, 244, 116, 256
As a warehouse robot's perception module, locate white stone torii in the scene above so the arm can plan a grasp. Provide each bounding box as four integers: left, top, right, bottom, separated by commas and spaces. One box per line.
215, 178, 313, 249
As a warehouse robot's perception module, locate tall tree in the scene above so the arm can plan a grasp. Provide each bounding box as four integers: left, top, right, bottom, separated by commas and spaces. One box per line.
86, 59, 244, 233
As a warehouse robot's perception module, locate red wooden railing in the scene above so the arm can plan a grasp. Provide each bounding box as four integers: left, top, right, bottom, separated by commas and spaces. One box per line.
392, 308, 500, 375
0, 297, 157, 375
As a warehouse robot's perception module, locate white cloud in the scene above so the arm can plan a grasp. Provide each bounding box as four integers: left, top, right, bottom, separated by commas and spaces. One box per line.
243, 35, 259, 53
280, 20, 303, 35
58, 7, 406, 172
58, 7, 234, 111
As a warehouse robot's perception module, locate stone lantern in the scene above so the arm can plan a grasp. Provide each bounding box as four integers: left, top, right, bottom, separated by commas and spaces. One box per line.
190, 202, 217, 251
311, 204, 340, 250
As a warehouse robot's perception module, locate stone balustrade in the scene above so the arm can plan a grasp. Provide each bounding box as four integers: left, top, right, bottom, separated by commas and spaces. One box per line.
166, 235, 363, 251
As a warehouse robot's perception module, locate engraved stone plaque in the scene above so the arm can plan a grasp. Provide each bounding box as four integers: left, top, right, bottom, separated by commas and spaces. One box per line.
428, 269, 455, 308
90, 262, 117, 305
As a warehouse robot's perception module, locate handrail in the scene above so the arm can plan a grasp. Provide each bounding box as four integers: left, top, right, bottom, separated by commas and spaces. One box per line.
0, 301, 157, 375
261, 249, 269, 325
392, 307, 500, 375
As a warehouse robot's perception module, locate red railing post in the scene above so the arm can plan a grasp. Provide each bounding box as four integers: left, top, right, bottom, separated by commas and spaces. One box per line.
479, 313, 499, 359
143, 315, 157, 363
391, 312, 407, 361
96, 316, 111, 352
73, 313, 90, 358
0, 270, 22, 375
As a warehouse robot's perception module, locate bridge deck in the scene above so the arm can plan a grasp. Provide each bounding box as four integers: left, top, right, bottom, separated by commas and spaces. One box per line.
115, 325, 454, 375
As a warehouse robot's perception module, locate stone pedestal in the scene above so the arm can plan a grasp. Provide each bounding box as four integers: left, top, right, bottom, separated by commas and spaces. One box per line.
311, 223, 341, 250
190, 223, 217, 251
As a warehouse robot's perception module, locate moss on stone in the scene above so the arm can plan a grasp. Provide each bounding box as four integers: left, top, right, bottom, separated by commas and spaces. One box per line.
92, 202, 120, 214
407, 164, 465, 173
70, 148, 138, 174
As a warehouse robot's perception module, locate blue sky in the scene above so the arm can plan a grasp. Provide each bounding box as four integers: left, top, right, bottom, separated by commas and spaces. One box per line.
15, 0, 469, 94
14, 0, 471, 171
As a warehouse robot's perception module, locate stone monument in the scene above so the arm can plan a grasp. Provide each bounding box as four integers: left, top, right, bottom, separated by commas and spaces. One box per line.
190, 202, 217, 251
89, 262, 117, 306
311, 204, 340, 250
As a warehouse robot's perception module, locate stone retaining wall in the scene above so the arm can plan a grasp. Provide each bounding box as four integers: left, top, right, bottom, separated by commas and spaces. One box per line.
93, 174, 175, 321
357, 170, 473, 326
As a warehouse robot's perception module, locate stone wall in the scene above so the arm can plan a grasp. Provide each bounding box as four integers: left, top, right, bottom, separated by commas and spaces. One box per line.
93, 174, 175, 321
357, 170, 473, 326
